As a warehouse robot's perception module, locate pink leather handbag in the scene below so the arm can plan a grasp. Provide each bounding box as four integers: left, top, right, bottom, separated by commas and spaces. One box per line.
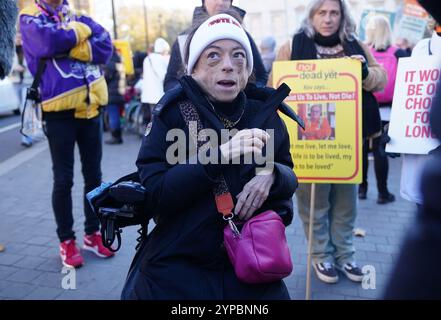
223, 210, 293, 284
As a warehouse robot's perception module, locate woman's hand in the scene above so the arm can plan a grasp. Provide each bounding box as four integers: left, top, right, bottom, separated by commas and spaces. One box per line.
349, 54, 366, 63
234, 171, 275, 221
219, 128, 269, 162
347, 55, 369, 79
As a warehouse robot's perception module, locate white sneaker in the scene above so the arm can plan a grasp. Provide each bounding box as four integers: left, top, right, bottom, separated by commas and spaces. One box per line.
313, 262, 339, 284
336, 262, 365, 282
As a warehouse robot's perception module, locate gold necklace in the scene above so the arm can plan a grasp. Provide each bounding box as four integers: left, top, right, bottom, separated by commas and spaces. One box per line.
207, 98, 245, 129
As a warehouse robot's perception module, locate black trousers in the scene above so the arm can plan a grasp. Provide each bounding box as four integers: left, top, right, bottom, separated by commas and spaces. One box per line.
361, 122, 389, 196
45, 116, 102, 242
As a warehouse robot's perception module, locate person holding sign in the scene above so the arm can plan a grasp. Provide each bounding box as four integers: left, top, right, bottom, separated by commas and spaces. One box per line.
270, 0, 386, 284
384, 0, 441, 299
399, 25, 441, 207
301, 104, 332, 140
360, 15, 410, 203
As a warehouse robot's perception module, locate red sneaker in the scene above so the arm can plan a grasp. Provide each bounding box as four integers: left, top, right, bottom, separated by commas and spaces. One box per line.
83, 232, 115, 258
60, 239, 84, 268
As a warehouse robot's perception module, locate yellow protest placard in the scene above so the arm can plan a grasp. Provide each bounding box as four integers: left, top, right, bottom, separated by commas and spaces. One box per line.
113, 39, 134, 76
273, 59, 362, 184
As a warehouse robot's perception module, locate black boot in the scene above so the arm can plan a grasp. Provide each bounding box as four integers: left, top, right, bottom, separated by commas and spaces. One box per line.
358, 183, 367, 200
105, 129, 123, 145
377, 192, 395, 204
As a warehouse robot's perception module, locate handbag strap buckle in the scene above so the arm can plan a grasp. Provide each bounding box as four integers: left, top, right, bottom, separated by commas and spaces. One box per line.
227, 219, 241, 237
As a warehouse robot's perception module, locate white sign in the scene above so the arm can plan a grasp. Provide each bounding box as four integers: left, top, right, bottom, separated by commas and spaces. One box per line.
396, 16, 427, 45
386, 56, 441, 154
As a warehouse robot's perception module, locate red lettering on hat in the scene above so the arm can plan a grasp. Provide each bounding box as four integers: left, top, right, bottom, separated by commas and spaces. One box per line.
208, 17, 241, 29
232, 20, 240, 27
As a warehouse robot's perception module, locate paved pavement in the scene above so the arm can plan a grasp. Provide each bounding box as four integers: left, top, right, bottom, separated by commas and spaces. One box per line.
0, 114, 25, 163
0, 131, 415, 300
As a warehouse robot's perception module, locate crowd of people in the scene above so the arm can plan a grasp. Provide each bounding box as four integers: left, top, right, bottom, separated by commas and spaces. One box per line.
2, 0, 440, 299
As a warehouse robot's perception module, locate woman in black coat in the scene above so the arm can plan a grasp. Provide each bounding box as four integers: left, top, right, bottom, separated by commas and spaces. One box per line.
122, 13, 298, 300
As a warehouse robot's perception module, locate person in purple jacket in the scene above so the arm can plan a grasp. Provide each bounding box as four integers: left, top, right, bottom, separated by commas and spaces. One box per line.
20, 0, 115, 268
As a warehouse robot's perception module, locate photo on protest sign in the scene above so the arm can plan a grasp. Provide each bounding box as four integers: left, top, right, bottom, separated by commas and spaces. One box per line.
297, 103, 335, 141
386, 55, 441, 155
273, 59, 362, 184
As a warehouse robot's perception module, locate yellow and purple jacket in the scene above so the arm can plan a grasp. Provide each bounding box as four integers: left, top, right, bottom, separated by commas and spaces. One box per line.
19, 0, 112, 119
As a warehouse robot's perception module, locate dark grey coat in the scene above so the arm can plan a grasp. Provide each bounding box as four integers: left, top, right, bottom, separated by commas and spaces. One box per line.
0, 0, 18, 79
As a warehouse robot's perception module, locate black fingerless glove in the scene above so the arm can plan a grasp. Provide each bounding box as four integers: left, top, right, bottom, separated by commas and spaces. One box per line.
361, 61, 369, 80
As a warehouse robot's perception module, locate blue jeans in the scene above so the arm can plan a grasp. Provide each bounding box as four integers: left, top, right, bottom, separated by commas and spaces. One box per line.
106, 104, 121, 131
45, 116, 102, 242
296, 183, 357, 266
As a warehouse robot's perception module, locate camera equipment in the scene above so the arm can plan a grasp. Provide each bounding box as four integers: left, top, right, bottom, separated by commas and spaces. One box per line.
87, 173, 150, 252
